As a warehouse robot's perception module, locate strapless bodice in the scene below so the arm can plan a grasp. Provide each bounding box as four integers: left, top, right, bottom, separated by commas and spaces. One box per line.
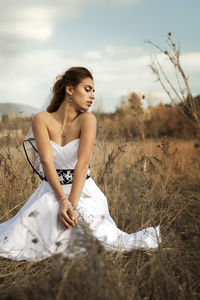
50, 138, 80, 169
38, 138, 91, 183
50, 139, 80, 169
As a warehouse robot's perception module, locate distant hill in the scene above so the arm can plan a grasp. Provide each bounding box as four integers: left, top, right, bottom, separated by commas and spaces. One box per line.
0, 102, 39, 118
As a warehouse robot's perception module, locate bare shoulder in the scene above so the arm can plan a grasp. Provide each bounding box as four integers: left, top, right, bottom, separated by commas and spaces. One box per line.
32, 111, 51, 125
79, 112, 96, 139
78, 112, 96, 150
79, 111, 96, 125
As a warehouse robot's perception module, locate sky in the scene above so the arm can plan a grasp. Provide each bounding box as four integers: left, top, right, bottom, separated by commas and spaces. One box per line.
0, 0, 200, 112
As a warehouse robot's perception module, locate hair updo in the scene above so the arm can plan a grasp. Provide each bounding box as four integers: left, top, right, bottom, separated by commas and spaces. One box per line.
47, 66, 93, 113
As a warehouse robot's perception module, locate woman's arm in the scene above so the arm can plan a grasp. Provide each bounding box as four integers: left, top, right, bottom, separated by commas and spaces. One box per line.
32, 112, 75, 229
68, 112, 97, 207
32, 112, 66, 200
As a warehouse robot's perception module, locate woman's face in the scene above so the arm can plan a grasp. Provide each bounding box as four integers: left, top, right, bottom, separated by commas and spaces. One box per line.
69, 77, 95, 112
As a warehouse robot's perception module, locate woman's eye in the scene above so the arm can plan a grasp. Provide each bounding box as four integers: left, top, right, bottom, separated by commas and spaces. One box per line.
85, 87, 90, 92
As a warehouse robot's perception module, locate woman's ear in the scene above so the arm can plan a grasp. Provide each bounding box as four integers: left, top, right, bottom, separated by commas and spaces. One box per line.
65, 84, 73, 96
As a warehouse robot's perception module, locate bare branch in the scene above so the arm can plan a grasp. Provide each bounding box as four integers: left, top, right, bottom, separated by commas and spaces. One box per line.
156, 56, 182, 102
146, 33, 199, 129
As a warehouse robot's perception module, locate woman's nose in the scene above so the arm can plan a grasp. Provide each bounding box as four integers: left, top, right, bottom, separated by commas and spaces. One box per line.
90, 93, 95, 99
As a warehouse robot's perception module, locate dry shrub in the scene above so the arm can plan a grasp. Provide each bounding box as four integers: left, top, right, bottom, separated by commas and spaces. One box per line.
0, 135, 40, 221
0, 133, 200, 299
94, 94, 198, 141
143, 104, 196, 138
0, 116, 31, 135
95, 92, 144, 142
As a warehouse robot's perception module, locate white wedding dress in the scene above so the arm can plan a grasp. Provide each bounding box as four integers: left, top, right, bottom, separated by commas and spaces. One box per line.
0, 138, 161, 261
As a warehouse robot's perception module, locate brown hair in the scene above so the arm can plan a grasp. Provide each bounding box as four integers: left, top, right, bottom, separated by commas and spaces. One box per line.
47, 66, 93, 113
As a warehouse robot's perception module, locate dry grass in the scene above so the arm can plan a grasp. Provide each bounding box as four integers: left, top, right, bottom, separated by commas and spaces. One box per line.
0, 134, 200, 300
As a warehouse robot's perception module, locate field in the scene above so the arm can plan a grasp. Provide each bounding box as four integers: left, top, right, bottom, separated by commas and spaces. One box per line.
0, 134, 200, 300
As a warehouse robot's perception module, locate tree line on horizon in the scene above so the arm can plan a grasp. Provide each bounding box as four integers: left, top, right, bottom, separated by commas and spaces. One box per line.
0, 92, 199, 140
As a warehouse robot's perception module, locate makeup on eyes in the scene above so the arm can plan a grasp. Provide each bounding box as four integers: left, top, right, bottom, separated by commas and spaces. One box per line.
85, 85, 95, 92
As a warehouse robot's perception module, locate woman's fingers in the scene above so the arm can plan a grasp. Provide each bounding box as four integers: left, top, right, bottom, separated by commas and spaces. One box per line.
60, 217, 72, 230
58, 213, 72, 229
64, 211, 75, 226
60, 214, 75, 230
62, 212, 75, 225
68, 209, 78, 225
68, 208, 76, 222
58, 203, 79, 230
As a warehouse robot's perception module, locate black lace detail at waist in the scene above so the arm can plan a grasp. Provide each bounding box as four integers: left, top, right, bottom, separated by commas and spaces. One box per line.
44, 168, 90, 185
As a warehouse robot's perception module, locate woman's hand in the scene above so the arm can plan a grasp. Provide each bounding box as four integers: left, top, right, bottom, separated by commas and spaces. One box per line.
58, 197, 78, 230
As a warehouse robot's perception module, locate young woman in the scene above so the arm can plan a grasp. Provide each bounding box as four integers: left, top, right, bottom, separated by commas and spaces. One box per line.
0, 67, 161, 261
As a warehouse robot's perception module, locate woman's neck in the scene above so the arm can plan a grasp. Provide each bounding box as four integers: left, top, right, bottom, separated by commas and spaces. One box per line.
54, 99, 80, 128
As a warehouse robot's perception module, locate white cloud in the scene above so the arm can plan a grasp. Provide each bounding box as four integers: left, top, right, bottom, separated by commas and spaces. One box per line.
0, 0, 144, 47
0, 4, 57, 22
85, 51, 103, 60
182, 52, 200, 73
103, 45, 150, 59
0, 1, 83, 47
0, 21, 53, 41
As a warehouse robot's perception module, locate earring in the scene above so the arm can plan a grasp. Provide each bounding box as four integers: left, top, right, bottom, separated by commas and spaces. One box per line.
69, 95, 73, 102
